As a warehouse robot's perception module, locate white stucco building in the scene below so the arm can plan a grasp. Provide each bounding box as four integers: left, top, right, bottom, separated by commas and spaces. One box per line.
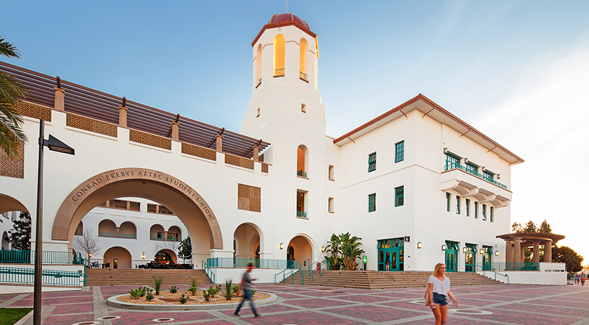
0, 13, 535, 278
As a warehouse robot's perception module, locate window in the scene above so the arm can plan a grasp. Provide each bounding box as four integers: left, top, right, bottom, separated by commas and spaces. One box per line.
301, 103, 306, 113
490, 206, 494, 222
465, 162, 478, 175
273, 34, 285, 76
456, 196, 461, 214
328, 165, 335, 181
256, 44, 262, 86
297, 145, 308, 177
446, 193, 451, 212
445, 153, 460, 170
482, 204, 487, 221
297, 190, 307, 218
466, 199, 470, 216
299, 38, 309, 81
395, 141, 404, 163
483, 170, 494, 182
328, 197, 334, 213
474, 202, 479, 219
395, 186, 404, 207
368, 152, 376, 172
368, 193, 376, 212
256, 108, 260, 118
238, 184, 262, 212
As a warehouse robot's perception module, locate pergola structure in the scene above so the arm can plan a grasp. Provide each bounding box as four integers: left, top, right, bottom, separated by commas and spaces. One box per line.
497, 233, 565, 265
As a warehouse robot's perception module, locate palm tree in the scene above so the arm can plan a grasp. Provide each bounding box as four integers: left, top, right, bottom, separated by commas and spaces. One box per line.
0, 36, 28, 159
325, 232, 365, 270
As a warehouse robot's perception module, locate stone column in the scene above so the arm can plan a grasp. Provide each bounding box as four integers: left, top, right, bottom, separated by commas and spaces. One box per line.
164, 231, 168, 241
520, 247, 525, 263
119, 106, 128, 127
513, 238, 521, 268
105, 200, 110, 208
253, 145, 259, 162
505, 240, 512, 265
216, 135, 223, 152
171, 122, 179, 141
533, 241, 540, 263
116, 227, 120, 238
545, 240, 553, 262
54, 87, 65, 111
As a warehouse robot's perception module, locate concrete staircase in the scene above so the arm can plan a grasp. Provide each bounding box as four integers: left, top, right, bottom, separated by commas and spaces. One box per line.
85, 269, 212, 287
283, 270, 502, 289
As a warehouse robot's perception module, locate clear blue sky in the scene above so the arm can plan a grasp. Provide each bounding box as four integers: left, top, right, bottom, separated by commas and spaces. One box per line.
3, 1, 589, 261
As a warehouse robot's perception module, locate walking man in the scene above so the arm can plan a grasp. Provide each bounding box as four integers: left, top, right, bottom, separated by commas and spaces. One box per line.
234, 262, 260, 317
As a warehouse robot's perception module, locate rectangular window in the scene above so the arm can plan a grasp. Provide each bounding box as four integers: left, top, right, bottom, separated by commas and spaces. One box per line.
483, 170, 494, 182
368, 193, 376, 212
395, 141, 404, 163
446, 193, 451, 212
368, 152, 376, 172
395, 186, 404, 207
328, 165, 335, 181
474, 202, 479, 219
238, 183, 262, 212
465, 162, 479, 175
328, 197, 334, 213
466, 199, 470, 216
301, 103, 306, 113
482, 204, 487, 221
456, 196, 461, 214
297, 190, 307, 218
256, 108, 260, 118
445, 153, 460, 170
490, 206, 494, 222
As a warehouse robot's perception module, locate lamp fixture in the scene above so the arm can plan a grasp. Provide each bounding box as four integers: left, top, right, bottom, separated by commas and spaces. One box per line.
88, 253, 92, 257
479, 249, 484, 254
441, 244, 447, 251
417, 242, 422, 249
464, 158, 469, 164
495, 251, 499, 256
463, 247, 467, 253
443, 148, 448, 154
321, 246, 326, 252
497, 174, 501, 179
280, 243, 284, 249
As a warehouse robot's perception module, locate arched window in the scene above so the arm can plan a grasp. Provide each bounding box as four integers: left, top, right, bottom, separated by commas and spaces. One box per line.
75, 221, 83, 236
256, 44, 263, 86
119, 221, 136, 239
299, 38, 308, 81
297, 145, 308, 178
98, 220, 116, 238
274, 34, 285, 76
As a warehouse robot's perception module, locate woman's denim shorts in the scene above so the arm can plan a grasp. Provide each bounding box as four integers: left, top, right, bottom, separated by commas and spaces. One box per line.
432, 293, 448, 306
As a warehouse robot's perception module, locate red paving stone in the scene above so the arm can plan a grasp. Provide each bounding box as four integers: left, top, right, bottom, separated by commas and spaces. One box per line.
243, 311, 365, 324
109, 311, 214, 324
283, 297, 357, 308
497, 303, 589, 318
51, 302, 95, 314
329, 304, 425, 322
219, 302, 297, 315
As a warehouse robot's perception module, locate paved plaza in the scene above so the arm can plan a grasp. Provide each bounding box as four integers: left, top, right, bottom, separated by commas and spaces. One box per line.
2, 283, 589, 324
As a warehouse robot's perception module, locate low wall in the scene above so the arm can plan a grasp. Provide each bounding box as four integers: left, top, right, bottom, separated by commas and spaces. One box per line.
0, 264, 86, 287
478, 262, 566, 285
210, 268, 296, 284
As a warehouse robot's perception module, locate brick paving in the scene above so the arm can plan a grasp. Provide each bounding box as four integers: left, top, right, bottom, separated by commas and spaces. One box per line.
3, 282, 589, 324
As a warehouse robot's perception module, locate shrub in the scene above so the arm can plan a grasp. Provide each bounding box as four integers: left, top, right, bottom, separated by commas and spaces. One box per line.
169, 286, 178, 294
232, 285, 239, 294
250, 289, 256, 296
207, 286, 220, 297
179, 294, 187, 304
146, 291, 154, 301
190, 277, 198, 288
140, 287, 147, 297
153, 276, 165, 295
128, 287, 144, 299
188, 286, 198, 296
221, 279, 234, 301
203, 290, 210, 302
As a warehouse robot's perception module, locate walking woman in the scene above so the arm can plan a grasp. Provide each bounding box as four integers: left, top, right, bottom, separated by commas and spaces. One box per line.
427, 263, 458, 325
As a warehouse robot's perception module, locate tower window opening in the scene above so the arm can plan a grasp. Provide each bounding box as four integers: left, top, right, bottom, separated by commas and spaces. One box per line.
301, 103, 306, 113
256, 44, 263, 87
297, 145, 308, 178
257, 108, 260, 118
299, 38, 309, 81
274, 34, 285, 77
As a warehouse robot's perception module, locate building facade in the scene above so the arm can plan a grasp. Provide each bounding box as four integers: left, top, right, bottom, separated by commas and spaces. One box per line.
0, 13, 523, 274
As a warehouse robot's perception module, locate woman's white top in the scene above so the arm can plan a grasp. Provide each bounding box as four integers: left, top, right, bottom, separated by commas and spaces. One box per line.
428, 275, 450, 295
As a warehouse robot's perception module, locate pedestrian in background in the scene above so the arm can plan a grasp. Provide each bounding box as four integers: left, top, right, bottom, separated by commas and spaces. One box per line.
234, 262, 260, 317
427, 263, 458, 325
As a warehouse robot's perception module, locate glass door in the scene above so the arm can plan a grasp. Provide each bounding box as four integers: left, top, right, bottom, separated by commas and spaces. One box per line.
377, 238, 404, 271
445, 241, 459, 272
465, 244, 477, 272
482, 246, 492, 270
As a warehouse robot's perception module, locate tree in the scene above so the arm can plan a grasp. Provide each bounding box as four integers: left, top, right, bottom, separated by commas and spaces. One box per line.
324, 233, 343, 270
324, 232, 365, 270
8, 212, 30, 250
552, 246, 583, 273
75, 227, 101, 265
177, 237, 192, 264
522, 220, 537, 233
0, 36, 28, 159
511, 222, 522, 232
538, 219, 552, 234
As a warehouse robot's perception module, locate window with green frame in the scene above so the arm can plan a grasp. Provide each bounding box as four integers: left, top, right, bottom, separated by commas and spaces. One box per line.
395, 186, 404, 207
368, 152, 376, 172
482, 204, 487, 221
483, 170, 494, 182
445, 153, 460, 170
446, 193, 451, 212
395, 141, 404, 163
368, 193, 376, 212
490, 206, 494, 222
466, 199, 470, 216
456, 196, 461, 214
474, 202, 478, 219
465, 162, 479, 175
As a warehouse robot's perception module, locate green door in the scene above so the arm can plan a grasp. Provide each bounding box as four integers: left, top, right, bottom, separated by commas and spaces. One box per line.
465, 244, 477, 272
445, 241, 459, 272
482, 246, 492, 270
378, 238, 404, 271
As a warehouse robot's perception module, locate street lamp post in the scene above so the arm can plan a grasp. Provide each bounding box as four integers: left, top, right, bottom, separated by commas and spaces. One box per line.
34, 120, 75, 325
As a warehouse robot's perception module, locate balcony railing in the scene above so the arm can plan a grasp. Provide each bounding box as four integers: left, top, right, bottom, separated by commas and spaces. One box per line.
74, 230, 83, 236
167, 237, 181, 242
274, 68, 285, 77
297, 211, 307, 218
150, 236, 164, 241
256, 78, 262, 88
297, 170, 307, 178
299, 71, 307, 81
119, 233, 137, 239
207, 257, 289, 269
98, 232, 116, 238
482, 262, 540, 272
444, 163, 507, 189
0, 250, 83, 265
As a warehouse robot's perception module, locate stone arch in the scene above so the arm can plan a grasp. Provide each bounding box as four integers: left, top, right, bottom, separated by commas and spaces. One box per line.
150, 224, 165, 240
233, 222, 263, 259
119, 221, 136, 239
0, 194, 29, 215
51, 168, 223, 253
287, 233, 316, 267
103, 246, 132, 269
98, 219, 116, 238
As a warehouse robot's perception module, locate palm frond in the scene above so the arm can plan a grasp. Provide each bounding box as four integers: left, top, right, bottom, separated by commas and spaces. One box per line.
0, 37, 20, 58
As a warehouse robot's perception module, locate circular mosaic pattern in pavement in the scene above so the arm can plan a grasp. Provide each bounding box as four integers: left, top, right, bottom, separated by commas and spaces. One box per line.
153, 318, 175, 322
97, 316, 121, 320
453, 309, 493, 315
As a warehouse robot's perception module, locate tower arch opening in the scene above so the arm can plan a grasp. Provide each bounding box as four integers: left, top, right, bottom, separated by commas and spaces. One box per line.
274, 34, 285, 76
299, 38, 308, 81
297, 145, 309, 177
256, 44, 263, 85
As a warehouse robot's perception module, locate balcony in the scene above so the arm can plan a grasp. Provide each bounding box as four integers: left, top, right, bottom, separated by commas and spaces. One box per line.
274, 68, 285, 77
119, 233, 137, 239
299, 71, 308, 82
441, 164, 511, 208
297, 170, 307, 178
150, 236, 164, 241
296, 211, 307, 218
98, 232, 116, 238
256, 78, 262, 88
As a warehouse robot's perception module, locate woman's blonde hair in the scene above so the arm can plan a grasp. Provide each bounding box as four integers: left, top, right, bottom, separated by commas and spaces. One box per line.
433, 263, 446, 278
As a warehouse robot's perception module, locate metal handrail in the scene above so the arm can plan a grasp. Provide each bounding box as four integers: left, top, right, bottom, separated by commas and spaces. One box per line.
299, 260, 330, 285
444, 163, 507, 189
0, 266, 85, 286
0, 250, 83, 265
475, 264, 509, 284
202, 260, 216, 283
274, 261, 301, 284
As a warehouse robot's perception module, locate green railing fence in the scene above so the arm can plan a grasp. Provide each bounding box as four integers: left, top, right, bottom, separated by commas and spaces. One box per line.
202, 260, 215, 283
475, 263, 509, 283
0, 266, 85, 286
275, 261, 301, 284
297, 170, 307, 177
206, 258, 289, 269
0, 250, 83, 265
444, 163, 507, 189
299, 71, 307, 80
298, 260, 330, 285
297, 211, 307, 218
490, 262, 540, 271
119, 233, 137, 239
98, 232, 116, 238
